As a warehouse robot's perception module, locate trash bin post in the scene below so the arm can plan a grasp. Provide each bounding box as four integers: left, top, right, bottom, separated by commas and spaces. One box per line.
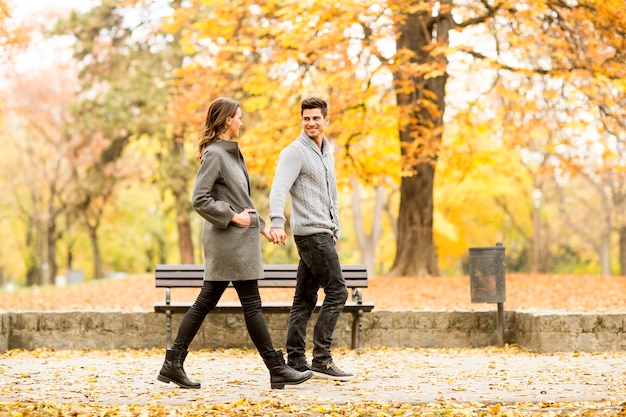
497, 301, 504, 346
468, 242, 506, 346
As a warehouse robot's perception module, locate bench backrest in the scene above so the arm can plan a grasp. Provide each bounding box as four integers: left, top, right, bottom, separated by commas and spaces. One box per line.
155, 264, 368, 288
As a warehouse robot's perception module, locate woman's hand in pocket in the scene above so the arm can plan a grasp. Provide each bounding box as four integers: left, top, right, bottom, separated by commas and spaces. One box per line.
231, 208, 256, 227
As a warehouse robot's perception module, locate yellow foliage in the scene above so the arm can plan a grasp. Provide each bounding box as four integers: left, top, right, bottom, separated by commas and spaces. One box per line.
44, 0, 626, 276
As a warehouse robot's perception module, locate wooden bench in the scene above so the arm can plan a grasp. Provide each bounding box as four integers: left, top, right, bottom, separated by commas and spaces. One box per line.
154, 264, 374, 351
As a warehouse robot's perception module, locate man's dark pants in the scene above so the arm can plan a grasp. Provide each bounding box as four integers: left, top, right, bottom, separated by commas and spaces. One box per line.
287, 233, 348, 367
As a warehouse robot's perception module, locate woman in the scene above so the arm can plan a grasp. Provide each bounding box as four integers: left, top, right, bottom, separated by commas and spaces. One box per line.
157, 97, 312, 389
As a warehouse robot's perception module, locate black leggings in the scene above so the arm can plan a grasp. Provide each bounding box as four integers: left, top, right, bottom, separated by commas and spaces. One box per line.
172, 280, 275, 360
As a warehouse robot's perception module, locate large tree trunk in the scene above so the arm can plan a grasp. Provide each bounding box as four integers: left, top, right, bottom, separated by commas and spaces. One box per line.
389, 3, 450, 277
389, 163, 437, 277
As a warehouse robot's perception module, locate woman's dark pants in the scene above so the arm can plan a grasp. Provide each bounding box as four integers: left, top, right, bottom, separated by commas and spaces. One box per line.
172, 279, 274, 359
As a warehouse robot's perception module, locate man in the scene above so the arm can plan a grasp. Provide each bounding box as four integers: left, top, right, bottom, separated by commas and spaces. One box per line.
269, 97, 353, 380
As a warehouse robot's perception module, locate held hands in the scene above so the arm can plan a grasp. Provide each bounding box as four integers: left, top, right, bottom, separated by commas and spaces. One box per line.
269, 227, 287, 246
262, 227, 285, 245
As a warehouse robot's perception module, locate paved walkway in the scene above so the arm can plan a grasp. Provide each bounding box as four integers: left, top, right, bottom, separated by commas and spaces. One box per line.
1, 347, 625, 412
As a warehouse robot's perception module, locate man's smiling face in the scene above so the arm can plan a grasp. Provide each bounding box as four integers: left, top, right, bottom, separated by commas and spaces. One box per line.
301, 108, 328, 142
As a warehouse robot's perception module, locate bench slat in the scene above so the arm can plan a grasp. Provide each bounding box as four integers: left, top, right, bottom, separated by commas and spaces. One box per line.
155, 278, 370, 288
156, 264, 367, 271
156, 264, 367, 274
155, 264, 368, 288
155, 270, 315, 279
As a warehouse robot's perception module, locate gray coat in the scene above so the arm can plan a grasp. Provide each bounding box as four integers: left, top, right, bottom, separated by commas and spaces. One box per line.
192, 140, 266, 281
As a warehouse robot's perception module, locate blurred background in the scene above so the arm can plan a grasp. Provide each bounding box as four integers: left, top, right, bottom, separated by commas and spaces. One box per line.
0, 0, 624, 288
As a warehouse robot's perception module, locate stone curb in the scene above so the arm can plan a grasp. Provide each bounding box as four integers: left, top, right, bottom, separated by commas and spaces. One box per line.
1, 310, 625, 353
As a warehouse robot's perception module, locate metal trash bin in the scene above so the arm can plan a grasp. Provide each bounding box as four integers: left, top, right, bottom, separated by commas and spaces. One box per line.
469, 243, 506, 303
468, 242, 506, 346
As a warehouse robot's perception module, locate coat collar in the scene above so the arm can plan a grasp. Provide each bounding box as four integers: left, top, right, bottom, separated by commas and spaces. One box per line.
213, 139, 240, 153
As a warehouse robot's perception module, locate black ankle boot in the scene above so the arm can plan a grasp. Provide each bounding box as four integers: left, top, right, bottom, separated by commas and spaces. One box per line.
263, 350, 313, 389
157, 348, 201, 389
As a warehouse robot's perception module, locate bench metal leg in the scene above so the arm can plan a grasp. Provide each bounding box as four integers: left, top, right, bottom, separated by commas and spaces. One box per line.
351, 312, 357, 349
351, 309, 364, 352
166, 310, 172, 349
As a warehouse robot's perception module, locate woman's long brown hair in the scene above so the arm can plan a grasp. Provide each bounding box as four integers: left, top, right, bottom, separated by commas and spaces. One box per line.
196, 97, 240, 163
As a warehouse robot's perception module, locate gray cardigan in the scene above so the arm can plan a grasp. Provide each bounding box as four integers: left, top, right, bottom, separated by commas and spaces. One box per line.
192, 140, 265, 281
269, 131, 340, 237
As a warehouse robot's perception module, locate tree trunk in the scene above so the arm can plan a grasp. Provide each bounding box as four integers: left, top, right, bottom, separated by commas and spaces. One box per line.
599, 227, 612, 275
389, 3, 450, 276
384, 194, 398, 241
43, 217, 58, 286
389, 163, 438, 277
87, 224, 103, 279
26, 262, 39, 287
177, 210, 195, 264
531, 188, 542, 273
619, 226, 626, 276
23, 215, 39, 287
172, 137, 195, 265
351, 181, 385, 276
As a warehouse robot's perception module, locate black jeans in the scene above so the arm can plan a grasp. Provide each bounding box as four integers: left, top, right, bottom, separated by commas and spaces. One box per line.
287, 233, 348, 367
172, 279, 275, 360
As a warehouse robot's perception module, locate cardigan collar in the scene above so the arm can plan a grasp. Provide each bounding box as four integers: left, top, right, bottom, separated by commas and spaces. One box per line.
297, 131, 330, 155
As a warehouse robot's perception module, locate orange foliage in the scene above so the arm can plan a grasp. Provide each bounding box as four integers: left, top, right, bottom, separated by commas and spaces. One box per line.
160, 0, 403, 188
1, 272, 625, 313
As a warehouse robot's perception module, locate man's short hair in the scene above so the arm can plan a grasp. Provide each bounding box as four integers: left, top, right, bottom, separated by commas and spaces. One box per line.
301, 97, 328, 118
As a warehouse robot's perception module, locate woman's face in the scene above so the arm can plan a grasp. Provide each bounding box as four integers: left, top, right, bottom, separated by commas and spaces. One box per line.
225, 107, 243, 140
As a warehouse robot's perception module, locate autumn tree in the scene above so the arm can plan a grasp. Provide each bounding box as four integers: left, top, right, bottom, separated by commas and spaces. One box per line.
44, 0, 625, 278
54, 0, 146, 278
157, 1, 406, 274
55, 0, 197, 275
0, 0, 16, 63
153, 1, 485, 276
455, 0, 626, 274
375, 0, 624, 276
0, 1, 102, 285
1, 56, 82, 285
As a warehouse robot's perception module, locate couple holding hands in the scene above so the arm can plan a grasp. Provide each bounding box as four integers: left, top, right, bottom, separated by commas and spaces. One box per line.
157, 96, 353, 390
